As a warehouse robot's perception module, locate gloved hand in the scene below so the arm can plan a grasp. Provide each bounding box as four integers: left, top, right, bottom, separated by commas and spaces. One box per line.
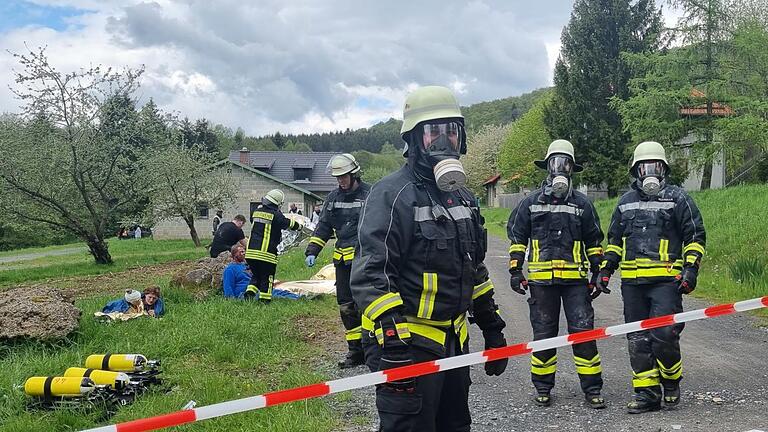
510, 270, 528, 295
377, 315, 414, 392
482, 330, 508, 376
677, 265, 698, 294
587, 270, 602, 300
595, 268, 612, 295
305, 255, 316, 267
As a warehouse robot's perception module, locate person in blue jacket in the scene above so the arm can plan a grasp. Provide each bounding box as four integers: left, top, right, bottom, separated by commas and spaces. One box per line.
223, 244, 251, 298
102, 287, 165, 318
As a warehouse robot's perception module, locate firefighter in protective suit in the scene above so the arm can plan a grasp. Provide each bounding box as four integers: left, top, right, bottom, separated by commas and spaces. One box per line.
305, 153, 371, 368
598, 141, 705, 413
351, 86, 508, 432
245, 189, 301, 302
507, 139, 606, 409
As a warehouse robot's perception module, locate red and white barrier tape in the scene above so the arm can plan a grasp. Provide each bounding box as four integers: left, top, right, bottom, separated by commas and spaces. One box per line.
82, 296, 768, 432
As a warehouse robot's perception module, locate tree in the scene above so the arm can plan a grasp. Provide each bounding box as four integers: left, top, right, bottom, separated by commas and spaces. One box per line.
142, 145, 238, 247
463, 123, 512, 196
0, 48, 147, 264
498, 98, 553, 190
545, 0, 664, 195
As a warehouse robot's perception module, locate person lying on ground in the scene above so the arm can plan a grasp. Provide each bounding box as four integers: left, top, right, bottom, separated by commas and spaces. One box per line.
102, 289, 145, 315
142, 286, 165, 318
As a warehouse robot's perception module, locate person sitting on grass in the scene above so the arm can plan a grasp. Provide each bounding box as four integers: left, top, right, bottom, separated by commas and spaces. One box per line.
142, 286, 165, 318
222, 244, 251, 299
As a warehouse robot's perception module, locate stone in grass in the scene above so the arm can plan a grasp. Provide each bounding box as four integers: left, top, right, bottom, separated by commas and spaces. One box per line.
0, 286, 81, 340
170, 251, 233, 299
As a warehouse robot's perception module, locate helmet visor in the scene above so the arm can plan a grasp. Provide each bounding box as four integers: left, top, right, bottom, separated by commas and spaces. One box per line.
547, 155, 574, 176
637, 161, 666, 178
421, 121, 461, 154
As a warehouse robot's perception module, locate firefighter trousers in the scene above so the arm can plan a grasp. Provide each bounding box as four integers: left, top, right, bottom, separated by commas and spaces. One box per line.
527, 283, 603, 396
336, 263, 362, 350
363, 333, 471, 432
621, 281, 684, 402
246, 259, 276, 301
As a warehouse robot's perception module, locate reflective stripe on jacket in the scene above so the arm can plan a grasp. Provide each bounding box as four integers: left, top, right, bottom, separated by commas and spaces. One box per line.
604, 184, 706, 284
305, 182, 371, 264
351, 165, 505, 357
507, 187, 604, 285
245, 203, 300, 264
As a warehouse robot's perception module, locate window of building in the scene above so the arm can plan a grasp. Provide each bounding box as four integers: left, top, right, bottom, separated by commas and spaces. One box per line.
198, 203, 209, 219
293, 167, 312, 181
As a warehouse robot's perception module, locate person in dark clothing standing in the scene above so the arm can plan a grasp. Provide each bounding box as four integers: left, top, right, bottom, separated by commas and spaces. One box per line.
598, 141, 706, 413
212, 210, 223, 236
209, 214, 247, 258
507, 139, 606, 409
305, 153, 370, 368
244, 189, 302, 302
351, 86, 508, 432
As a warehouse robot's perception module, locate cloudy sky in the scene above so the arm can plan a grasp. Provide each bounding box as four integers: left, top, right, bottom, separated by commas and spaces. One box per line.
0, 1, 679, 136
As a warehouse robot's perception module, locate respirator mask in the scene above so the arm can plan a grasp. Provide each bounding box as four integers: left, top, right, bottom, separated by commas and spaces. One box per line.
417, 121, 466, 192
635, 161, 666, 197
547, 155, 574, 198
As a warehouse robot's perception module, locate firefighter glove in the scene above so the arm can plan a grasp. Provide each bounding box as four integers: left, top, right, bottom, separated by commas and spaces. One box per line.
377, 314, 414, 392
509, 270, 528, 295
483, 330, 508, 376
677, 265, 698, 294
596, 268, 612, 294
305, 255, 316, 267
588, 270, 602, 299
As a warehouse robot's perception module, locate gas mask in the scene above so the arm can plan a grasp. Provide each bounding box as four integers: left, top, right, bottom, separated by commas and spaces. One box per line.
635, 161, 666, 197
547, 155, 574, 199
414, 121, 467, 192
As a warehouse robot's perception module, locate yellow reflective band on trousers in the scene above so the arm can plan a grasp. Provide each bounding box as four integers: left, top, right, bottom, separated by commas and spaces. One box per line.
683, 242, 705, 256
531, 354, 557, 375
659, 239, 670, 262
333, 246, 355, 261
657, 359, 682, 380
532, 239, 540, 262
345, 326, 362, 341
620, 259, 683, 278
309, 236, 326, 247
573, 354, 602, 375
259, 275, 274, 301
362, 292, 404, 324
509, 243, 527, 254
527, 260, 584, 280
417, 273, 438, 319
472, 279, 494, 300
632, 368, 660, 388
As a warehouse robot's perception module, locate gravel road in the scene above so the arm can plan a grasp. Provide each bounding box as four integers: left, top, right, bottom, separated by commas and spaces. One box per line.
333, 234, 768, 432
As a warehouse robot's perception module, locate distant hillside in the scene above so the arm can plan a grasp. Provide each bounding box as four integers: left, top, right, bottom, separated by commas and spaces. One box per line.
249, 87, 552, 154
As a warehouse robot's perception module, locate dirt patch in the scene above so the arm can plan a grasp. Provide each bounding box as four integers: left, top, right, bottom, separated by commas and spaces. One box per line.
169, 252, 233, 300
54, 261, 190, 300
0, 285, 81, 340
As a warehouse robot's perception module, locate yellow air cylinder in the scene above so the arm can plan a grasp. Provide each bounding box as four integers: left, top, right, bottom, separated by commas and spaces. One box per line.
85, 354, 147, 372
64, 367, 130, 389
24, 376, 95, 397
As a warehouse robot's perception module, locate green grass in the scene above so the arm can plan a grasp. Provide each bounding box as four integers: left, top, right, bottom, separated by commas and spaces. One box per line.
0, 244, 342, 432
0, 242, 84, 259
0, 239, 203, 287
482, 184, 768, 311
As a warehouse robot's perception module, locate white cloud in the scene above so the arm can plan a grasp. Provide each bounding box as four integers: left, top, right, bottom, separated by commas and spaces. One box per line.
0, 0, 580, 135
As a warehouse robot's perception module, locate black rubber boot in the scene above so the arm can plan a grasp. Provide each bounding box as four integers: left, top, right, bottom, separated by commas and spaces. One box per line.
338, 340, 364, 369
627, 396, 662, 414
585, 393, 606, 409
534, 393, 552, 407
663, 383, 681, 407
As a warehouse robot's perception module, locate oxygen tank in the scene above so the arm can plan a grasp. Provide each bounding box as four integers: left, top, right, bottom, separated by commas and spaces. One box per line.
24, 376, 95, 397
85, 354, 147, 372
64, 367, 130, 390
